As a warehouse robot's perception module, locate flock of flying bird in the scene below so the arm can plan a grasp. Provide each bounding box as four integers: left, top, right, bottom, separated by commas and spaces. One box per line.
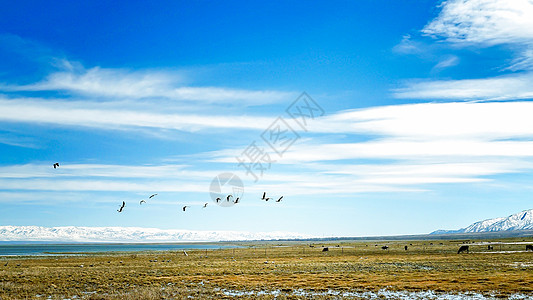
53, 162, 284, 213
117, 191, 283, 213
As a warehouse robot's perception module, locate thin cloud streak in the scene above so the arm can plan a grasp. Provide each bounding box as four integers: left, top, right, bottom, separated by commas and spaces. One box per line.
1, 66, 295, 105
393, 73, 533, 101
0, 97, 273, 132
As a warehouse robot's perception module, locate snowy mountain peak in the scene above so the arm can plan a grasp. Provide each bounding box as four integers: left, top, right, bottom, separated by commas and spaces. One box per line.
0, 226, 312, 242
432, 209, 533, 234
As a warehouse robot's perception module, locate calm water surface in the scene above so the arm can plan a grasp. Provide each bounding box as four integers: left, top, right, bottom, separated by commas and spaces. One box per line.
0, 243, 240, 256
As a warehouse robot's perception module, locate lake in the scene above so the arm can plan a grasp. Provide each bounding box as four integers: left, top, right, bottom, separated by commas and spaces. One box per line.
0, 242, 241, 256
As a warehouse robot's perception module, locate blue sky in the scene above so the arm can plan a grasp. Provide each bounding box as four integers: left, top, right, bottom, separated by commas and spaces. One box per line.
1, 0, 533, 239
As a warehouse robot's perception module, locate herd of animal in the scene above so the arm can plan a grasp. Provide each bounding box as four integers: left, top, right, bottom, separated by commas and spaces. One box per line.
316, 243, 533, 254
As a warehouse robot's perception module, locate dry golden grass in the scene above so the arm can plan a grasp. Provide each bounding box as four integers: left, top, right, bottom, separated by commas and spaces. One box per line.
0, 238, 532, 299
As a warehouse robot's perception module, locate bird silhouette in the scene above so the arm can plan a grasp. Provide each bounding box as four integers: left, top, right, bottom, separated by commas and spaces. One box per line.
215, 197, 221, 203
276, 196, 283, 202
140, 200, 146, 205
53, 163, 60, 169
234, 197, 240, 204
117, 201, 126, 212
182, 206, 189, 211
203, 203, 208, 208
226, 195, 233, 202
149, 194, 158, 199
261, 192, 270, 201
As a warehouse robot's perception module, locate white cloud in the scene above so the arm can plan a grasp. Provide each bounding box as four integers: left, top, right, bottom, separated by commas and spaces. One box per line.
314, 101, 533, 138
432, 55, 459, 71
5, 101, 533, 195
210, 101, 533, 189
394, 0, 533, 100
393, 34, 424, 55
0, 65, 294, 105
422, 0, 533, 46
0, 164, 193, 179
0, 97, 274, 132
393, 73, 533, 100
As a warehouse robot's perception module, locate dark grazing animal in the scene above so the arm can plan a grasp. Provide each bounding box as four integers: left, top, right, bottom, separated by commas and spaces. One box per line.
381, 246, 389, 250
488, 245, 493, 250
457, 245, 469, 254
322, 247, 329, 252
526, 245, 533, 251
404, 246, 408, 251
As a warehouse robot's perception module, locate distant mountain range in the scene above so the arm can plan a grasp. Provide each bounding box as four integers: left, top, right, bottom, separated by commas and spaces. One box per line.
3, 210, 532, 242
432, 209, 533, 234
0, 226, 311, 242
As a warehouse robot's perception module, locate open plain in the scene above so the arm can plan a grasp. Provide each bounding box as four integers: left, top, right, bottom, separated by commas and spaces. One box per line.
1, 238, 533, 299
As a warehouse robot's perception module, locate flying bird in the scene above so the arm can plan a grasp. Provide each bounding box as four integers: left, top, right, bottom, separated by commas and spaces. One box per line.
140, 200, 146, 205
203, 203, 208, 208
261, 192, 270, 201
276, 196, 283, 202
182, 206, 189, 211
117, 201, 126, 212
53, 163, 60, 169
234, 197, 240, 204
226, 195, 233, 202
149, 194, 158, 199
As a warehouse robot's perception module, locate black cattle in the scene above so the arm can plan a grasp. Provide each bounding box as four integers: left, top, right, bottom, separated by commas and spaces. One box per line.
381, 246, 389, 250
488, 245, 493, 250
526, 245, 533, 251
457, 245, 469, 254
322, 247, 329, 252
404, 246, 408, 251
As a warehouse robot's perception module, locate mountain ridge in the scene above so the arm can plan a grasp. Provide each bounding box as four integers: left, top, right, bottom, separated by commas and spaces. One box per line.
0, 226, 311, 242
431, 209, 533, 234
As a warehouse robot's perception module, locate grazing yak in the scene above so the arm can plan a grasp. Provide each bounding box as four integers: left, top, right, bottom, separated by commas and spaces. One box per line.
381, 246, 389, 250
488, 245, 493, 250
457, 245, 469, 254
404, 246, 408, 251
526, 245, 533, 251
322, 247, 329, 252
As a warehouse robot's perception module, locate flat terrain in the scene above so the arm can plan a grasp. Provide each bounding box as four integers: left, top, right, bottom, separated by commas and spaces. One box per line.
1, 238, 533, 299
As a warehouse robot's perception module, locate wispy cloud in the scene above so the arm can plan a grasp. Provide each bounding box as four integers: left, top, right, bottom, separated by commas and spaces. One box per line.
422, 0, 533, 47
393, 73, 533, 100
395, 0, 533, 100
210, 100, 533, 190
4, 99, 533, 198
432, 55, 459, 71
0, 62, 294, 105
0, 97, 275, 132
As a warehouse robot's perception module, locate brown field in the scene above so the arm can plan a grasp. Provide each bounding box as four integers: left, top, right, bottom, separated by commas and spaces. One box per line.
1, 239, 533, 299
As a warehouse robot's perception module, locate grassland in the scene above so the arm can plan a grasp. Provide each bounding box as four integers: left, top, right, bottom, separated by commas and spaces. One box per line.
1, 238, 532, 299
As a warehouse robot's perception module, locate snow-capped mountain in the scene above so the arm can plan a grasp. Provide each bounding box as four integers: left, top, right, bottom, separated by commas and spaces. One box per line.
0, 226, 311, 242
432, 209, 533, 234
